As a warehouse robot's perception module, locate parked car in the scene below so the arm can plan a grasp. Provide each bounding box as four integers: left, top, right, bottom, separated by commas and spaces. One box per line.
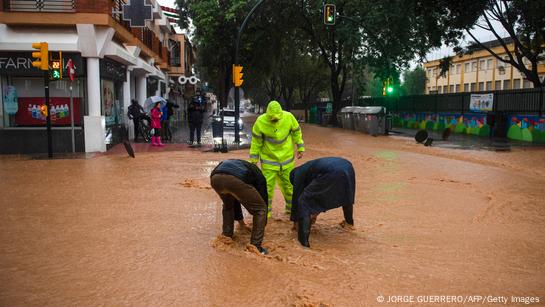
220, 109, 243, 130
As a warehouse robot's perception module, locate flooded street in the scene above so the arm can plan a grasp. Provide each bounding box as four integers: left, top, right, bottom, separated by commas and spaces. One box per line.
1, 123, 545, 306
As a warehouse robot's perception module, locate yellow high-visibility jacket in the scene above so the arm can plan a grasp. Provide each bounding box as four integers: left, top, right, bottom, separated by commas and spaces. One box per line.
249, 101, 305, 170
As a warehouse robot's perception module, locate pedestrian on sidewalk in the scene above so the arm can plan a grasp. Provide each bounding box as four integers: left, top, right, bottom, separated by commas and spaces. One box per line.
188, 101, 204, 145
127, 99, 146, 142
289, 157, 356, 248
150, 101, 165, 146
210, 159, 269, 254
249, 100, 305, 218
161, 100, 179, 142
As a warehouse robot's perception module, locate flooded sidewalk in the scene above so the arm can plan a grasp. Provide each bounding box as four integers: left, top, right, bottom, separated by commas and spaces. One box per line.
1, 123, 544, 306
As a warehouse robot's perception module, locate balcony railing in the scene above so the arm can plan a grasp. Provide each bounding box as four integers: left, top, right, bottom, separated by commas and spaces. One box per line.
3, 0, 76, 12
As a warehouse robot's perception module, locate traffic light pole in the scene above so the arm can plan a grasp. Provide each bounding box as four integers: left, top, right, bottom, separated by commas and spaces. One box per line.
234, 0, 265, 144
44, 71, 53, 158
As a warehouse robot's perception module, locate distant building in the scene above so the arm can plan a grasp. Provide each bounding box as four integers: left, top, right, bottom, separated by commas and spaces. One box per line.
423, 38, 545, 94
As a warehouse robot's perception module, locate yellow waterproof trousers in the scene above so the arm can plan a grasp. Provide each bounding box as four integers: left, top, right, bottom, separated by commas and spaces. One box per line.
262, 167, 293, 218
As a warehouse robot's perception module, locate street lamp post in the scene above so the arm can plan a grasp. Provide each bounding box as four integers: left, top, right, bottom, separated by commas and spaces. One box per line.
234, 0, 265, 144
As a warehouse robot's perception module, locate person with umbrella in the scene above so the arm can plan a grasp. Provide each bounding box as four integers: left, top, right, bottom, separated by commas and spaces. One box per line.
150, 101, 165, 146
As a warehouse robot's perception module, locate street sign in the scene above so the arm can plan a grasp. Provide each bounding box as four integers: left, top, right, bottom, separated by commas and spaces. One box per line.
122, 0, 153, 27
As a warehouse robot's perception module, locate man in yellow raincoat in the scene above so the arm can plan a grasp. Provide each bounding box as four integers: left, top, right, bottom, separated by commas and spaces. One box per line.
249, 101, 305, 218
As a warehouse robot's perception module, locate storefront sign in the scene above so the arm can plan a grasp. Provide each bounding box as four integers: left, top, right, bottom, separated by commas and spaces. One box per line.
0, 52, 84, 77
3, 85, 18, 115
15, 97, 82, 126
100, 58, 127, 82
470, 93, 494, 112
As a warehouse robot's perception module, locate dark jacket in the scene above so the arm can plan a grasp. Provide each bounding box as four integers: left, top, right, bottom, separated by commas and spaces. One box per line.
188, 103, 204, 124
127, 103, 145, 120
290, 157, 355, 221
211, 159, 268, 205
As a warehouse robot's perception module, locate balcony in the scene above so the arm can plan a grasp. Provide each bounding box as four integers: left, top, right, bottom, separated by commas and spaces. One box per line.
3, 0, 76, 12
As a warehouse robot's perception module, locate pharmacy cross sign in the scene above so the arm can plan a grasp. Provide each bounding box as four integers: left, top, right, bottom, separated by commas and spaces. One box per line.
122, 0, 153, 27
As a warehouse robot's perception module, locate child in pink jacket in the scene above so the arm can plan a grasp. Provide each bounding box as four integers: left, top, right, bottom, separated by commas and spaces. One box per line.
150, 102, 164, 146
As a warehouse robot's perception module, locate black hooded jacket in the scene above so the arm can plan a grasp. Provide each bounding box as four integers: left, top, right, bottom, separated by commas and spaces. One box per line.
290, 157, 355, 221
211, 159, 268, 205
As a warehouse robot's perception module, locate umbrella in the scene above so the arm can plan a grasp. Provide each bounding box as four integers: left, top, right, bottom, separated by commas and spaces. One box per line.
144, 96, 167, 112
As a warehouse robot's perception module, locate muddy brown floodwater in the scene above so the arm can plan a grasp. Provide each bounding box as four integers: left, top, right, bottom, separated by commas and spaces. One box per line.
1, 123, 545, 306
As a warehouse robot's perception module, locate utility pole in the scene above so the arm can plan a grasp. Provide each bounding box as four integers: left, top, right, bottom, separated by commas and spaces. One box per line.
234, 0, 265, 144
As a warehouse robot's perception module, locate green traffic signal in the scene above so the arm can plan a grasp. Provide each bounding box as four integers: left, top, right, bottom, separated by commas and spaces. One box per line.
387, 86, 394, 93
324, 4, 336, 25
51, 69, 61, 80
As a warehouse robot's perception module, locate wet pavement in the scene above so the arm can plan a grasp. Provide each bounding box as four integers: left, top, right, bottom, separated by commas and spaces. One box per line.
1, 118, 545, 306
391, 127, 545, 151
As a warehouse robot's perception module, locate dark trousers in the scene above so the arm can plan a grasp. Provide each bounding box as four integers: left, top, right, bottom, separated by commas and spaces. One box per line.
162, 120, 172, 141
133, 119, 140, 141
189, 122, 202, 144
210, 173, 268, 246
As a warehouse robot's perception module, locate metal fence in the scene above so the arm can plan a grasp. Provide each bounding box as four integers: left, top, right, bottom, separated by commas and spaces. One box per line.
355, 88, 545, 116
4, 0, 76, 12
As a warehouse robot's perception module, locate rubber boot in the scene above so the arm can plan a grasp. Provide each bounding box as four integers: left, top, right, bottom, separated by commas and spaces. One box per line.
157, 136, 165, 147
297, 215, 311, 247
151, 136, 158, 146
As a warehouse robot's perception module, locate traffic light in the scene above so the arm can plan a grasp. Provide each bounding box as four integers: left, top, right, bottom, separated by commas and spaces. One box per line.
40, 104, 48, 117
232, 64, 243, 87
324, 4, 336, 25
31, 42, 49, 71
383, 78, 395, 96
50, 52, 63, 80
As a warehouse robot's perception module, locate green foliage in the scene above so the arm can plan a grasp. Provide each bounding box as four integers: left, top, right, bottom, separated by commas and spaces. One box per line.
401, 67, 427, 96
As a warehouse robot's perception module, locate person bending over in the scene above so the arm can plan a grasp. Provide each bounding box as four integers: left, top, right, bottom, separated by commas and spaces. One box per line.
290, 157, 356, 247
210, 159, 269, 254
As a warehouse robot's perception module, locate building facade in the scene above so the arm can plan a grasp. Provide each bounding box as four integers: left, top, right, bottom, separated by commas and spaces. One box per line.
423, 39, 545, 94
0, 0, 194, 154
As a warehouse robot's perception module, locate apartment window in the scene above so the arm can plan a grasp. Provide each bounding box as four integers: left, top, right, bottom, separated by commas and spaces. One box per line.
450, 85, 454, 93
503, 80, 511, 90
464, 63, 470, 73
470, 83, 476, 91
486, 81, 492, 90
478, 82, 485, 91
438, 86, 442, 94
455, 84, 460, 93
471, 62, 477, 72
479, 59, 486, 71
427, 69, 433, 77
487, 59, 493, 70
495, 80, 501, 90
464, 83, 469, 92
443, 85, 448, 93
456, 64, 461, 74
503, 57, 510, 67
513, 79, 521, 89
523, 79, 532, 89
449, 65, 455, 75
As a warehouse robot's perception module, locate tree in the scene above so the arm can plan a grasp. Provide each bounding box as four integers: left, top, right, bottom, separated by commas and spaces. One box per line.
447, 0, 545, 88
401, 67, 427, 96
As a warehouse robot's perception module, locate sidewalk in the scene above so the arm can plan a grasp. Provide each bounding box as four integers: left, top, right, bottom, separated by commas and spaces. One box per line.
105, 112, 254, 156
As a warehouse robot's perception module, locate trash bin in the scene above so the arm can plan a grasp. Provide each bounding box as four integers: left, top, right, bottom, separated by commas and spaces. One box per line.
211, 115, 228, 152
212, 115, 223, 139
321, 113, 332, 126
352, 106, 367, 133
356, 106, 388, 136
340, 106, 357, 130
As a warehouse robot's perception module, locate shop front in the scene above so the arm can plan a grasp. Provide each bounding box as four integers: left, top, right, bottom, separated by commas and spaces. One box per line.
99, 57, 127, 149
0, 51, 86, 154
